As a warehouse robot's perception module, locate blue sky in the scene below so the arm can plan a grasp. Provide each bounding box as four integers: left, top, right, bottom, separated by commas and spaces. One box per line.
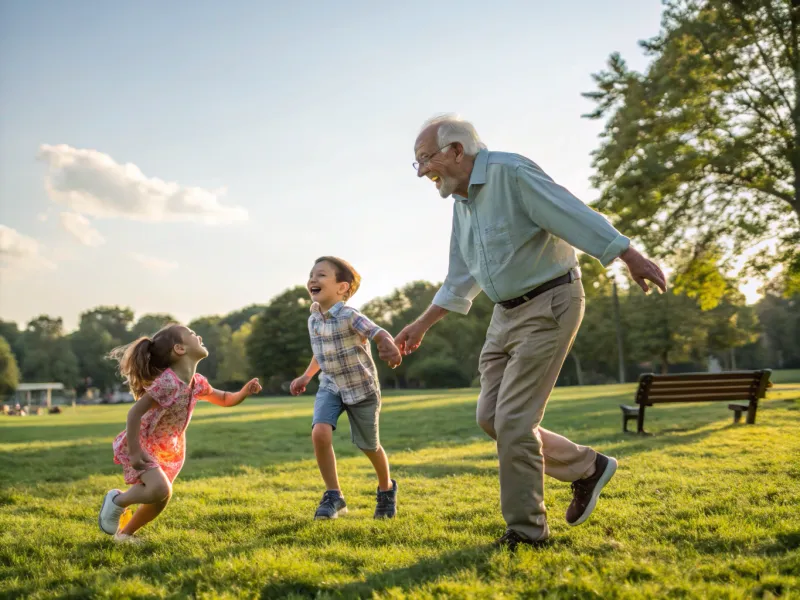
0, 0, 668, 331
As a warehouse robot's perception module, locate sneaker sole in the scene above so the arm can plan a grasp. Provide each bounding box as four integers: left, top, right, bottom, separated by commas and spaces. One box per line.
568, 457, 618, 527
98, 491, 120, 535
314, 507, 348, 520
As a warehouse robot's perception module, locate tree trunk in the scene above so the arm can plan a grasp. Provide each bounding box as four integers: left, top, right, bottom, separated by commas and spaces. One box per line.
612, 280, 626, 383
729, 347, 737, 371
660, 351, 670, 375
791, 0, 800, 216
571, 352, 584, 386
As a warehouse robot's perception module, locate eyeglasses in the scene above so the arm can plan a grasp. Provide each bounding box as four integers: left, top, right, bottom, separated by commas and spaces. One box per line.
412, 144, 451, 171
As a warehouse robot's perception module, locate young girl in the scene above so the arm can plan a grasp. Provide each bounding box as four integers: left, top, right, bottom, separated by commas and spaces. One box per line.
98, 323, 262, 542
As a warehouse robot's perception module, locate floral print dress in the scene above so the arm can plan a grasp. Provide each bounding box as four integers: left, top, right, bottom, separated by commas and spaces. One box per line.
113, 368, 211, 485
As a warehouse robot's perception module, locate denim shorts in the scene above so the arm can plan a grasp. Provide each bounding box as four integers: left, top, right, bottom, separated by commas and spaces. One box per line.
312, 389, 381, 451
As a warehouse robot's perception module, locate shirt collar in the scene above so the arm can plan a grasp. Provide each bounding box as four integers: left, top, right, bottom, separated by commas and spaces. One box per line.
310, 301, 346, 317
454, 149, 488, 204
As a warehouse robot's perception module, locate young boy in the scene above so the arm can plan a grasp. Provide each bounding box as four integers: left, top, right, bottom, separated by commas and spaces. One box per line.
290, 256, 402, 520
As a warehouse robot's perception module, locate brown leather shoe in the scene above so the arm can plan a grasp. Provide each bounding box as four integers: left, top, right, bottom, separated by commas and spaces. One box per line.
566, 453, 618, 526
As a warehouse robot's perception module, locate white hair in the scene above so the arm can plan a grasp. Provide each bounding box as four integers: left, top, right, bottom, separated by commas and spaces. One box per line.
420, 114, 486, 156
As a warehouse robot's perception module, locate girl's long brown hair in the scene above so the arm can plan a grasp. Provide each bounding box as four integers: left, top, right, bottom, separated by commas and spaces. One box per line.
108, 324, 185, 399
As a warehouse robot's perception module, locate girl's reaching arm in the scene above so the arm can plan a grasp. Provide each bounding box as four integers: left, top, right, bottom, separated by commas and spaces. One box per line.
199, 378, 262, 407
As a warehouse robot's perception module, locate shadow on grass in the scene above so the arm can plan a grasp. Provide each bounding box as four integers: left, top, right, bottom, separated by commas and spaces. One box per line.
261, 544, 498, 599
2, 387, 754, 487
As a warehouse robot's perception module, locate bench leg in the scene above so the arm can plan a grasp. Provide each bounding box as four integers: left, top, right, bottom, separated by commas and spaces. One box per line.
746, 401, 758, 425
622, 414, 629, 433
733, 410, 742, 424
636, 405, 646, 434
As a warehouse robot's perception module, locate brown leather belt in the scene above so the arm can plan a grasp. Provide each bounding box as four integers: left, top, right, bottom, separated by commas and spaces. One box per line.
498, 269, 580, 310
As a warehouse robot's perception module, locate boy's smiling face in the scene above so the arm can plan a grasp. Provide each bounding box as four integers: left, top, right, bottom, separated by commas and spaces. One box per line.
308, 260, 350, 310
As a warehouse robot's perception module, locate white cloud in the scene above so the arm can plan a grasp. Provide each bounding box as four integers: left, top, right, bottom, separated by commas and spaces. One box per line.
129, 252, 179, 273
0, 225, 56, 271
60, 212, 106, 246
37, 144, 248, 225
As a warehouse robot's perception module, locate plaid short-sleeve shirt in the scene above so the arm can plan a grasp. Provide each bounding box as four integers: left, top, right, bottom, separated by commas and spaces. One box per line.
308, 301, 385, 405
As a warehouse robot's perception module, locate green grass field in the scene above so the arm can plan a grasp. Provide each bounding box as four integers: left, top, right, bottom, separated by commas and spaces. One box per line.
2, 375, 800, 599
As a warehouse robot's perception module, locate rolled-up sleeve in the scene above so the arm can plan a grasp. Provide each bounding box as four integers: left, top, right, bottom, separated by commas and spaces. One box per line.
432, 212, 482, 314
350, 311, 385, 340
515, 163, 630, 266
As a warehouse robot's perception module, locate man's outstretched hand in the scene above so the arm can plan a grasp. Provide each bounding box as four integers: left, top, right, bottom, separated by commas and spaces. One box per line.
394, 322, 427, 356
620, 247, 667, 293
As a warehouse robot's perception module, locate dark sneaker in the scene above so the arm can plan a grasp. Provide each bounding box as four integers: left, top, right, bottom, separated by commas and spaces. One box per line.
314, 490, 347, 520
374, 479, 397, 519
566, 453, 618, 526
494, 528, 549, 550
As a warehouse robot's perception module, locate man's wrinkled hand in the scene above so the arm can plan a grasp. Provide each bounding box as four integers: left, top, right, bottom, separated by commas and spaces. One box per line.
620, 247, 667, 293
394, 322, 427, 355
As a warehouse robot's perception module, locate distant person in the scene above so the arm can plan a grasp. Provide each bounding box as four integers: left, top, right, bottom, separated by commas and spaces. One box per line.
98, 324, 262, 543
290, 257, 402, 520
395, 115, 667, 549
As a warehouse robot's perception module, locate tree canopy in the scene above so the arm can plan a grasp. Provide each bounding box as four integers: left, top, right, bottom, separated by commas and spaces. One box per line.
584, 0, 800, 297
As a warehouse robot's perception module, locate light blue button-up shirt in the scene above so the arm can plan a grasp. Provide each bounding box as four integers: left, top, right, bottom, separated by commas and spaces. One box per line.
432, 149, 630, 314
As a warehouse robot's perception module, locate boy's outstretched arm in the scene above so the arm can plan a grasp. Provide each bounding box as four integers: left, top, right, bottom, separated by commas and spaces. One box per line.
351, 311, 402, 369
200, 379, 262, 407
373, 330, 402, 369
290, 356, 320, 395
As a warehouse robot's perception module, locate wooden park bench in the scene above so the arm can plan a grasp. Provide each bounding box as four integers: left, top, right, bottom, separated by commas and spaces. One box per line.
620, 369, 772, 433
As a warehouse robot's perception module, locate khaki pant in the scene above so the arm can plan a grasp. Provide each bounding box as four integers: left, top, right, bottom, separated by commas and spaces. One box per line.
477, 279, 596, 541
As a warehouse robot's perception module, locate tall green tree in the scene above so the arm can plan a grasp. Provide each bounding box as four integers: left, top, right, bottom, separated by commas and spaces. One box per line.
188, 316, 232, 384
624, 289, 709, 374
0, 319, 22, 363
706, 300, 759, 369
19, 316, 79, 388
362, 281, 494, 389
78, 306, 135, 344
70, 306, 135, 392
219, 305, 267, 332
0, 335, 20, 396
132, 313, 178, 338
246, 287, 311, 393
218, 318, 254, 386
585, 0, 800, 296
755, 287, 800, 367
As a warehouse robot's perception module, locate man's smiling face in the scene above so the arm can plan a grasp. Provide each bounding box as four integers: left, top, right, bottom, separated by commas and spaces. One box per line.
414, 126, 461, 198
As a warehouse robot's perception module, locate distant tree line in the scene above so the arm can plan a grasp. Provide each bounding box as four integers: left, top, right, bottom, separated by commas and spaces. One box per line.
0, 258, 797, 397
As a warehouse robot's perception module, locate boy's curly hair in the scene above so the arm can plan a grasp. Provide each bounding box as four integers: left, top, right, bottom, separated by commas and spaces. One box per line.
315, 256, 361, 300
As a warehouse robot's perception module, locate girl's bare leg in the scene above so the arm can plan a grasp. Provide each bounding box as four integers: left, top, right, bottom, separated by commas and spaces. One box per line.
119, 498, 170, 535
115, 468, 172, 508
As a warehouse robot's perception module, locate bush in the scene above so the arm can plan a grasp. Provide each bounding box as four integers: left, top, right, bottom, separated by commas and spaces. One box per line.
406, 356, 470, 388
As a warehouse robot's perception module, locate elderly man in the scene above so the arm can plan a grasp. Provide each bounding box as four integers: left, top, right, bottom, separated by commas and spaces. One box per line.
395, 115, 666, 549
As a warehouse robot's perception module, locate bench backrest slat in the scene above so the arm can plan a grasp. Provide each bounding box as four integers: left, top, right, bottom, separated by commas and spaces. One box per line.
647, 372, 760, 382
643, 392, 756, 404
646, 385, 757, 397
